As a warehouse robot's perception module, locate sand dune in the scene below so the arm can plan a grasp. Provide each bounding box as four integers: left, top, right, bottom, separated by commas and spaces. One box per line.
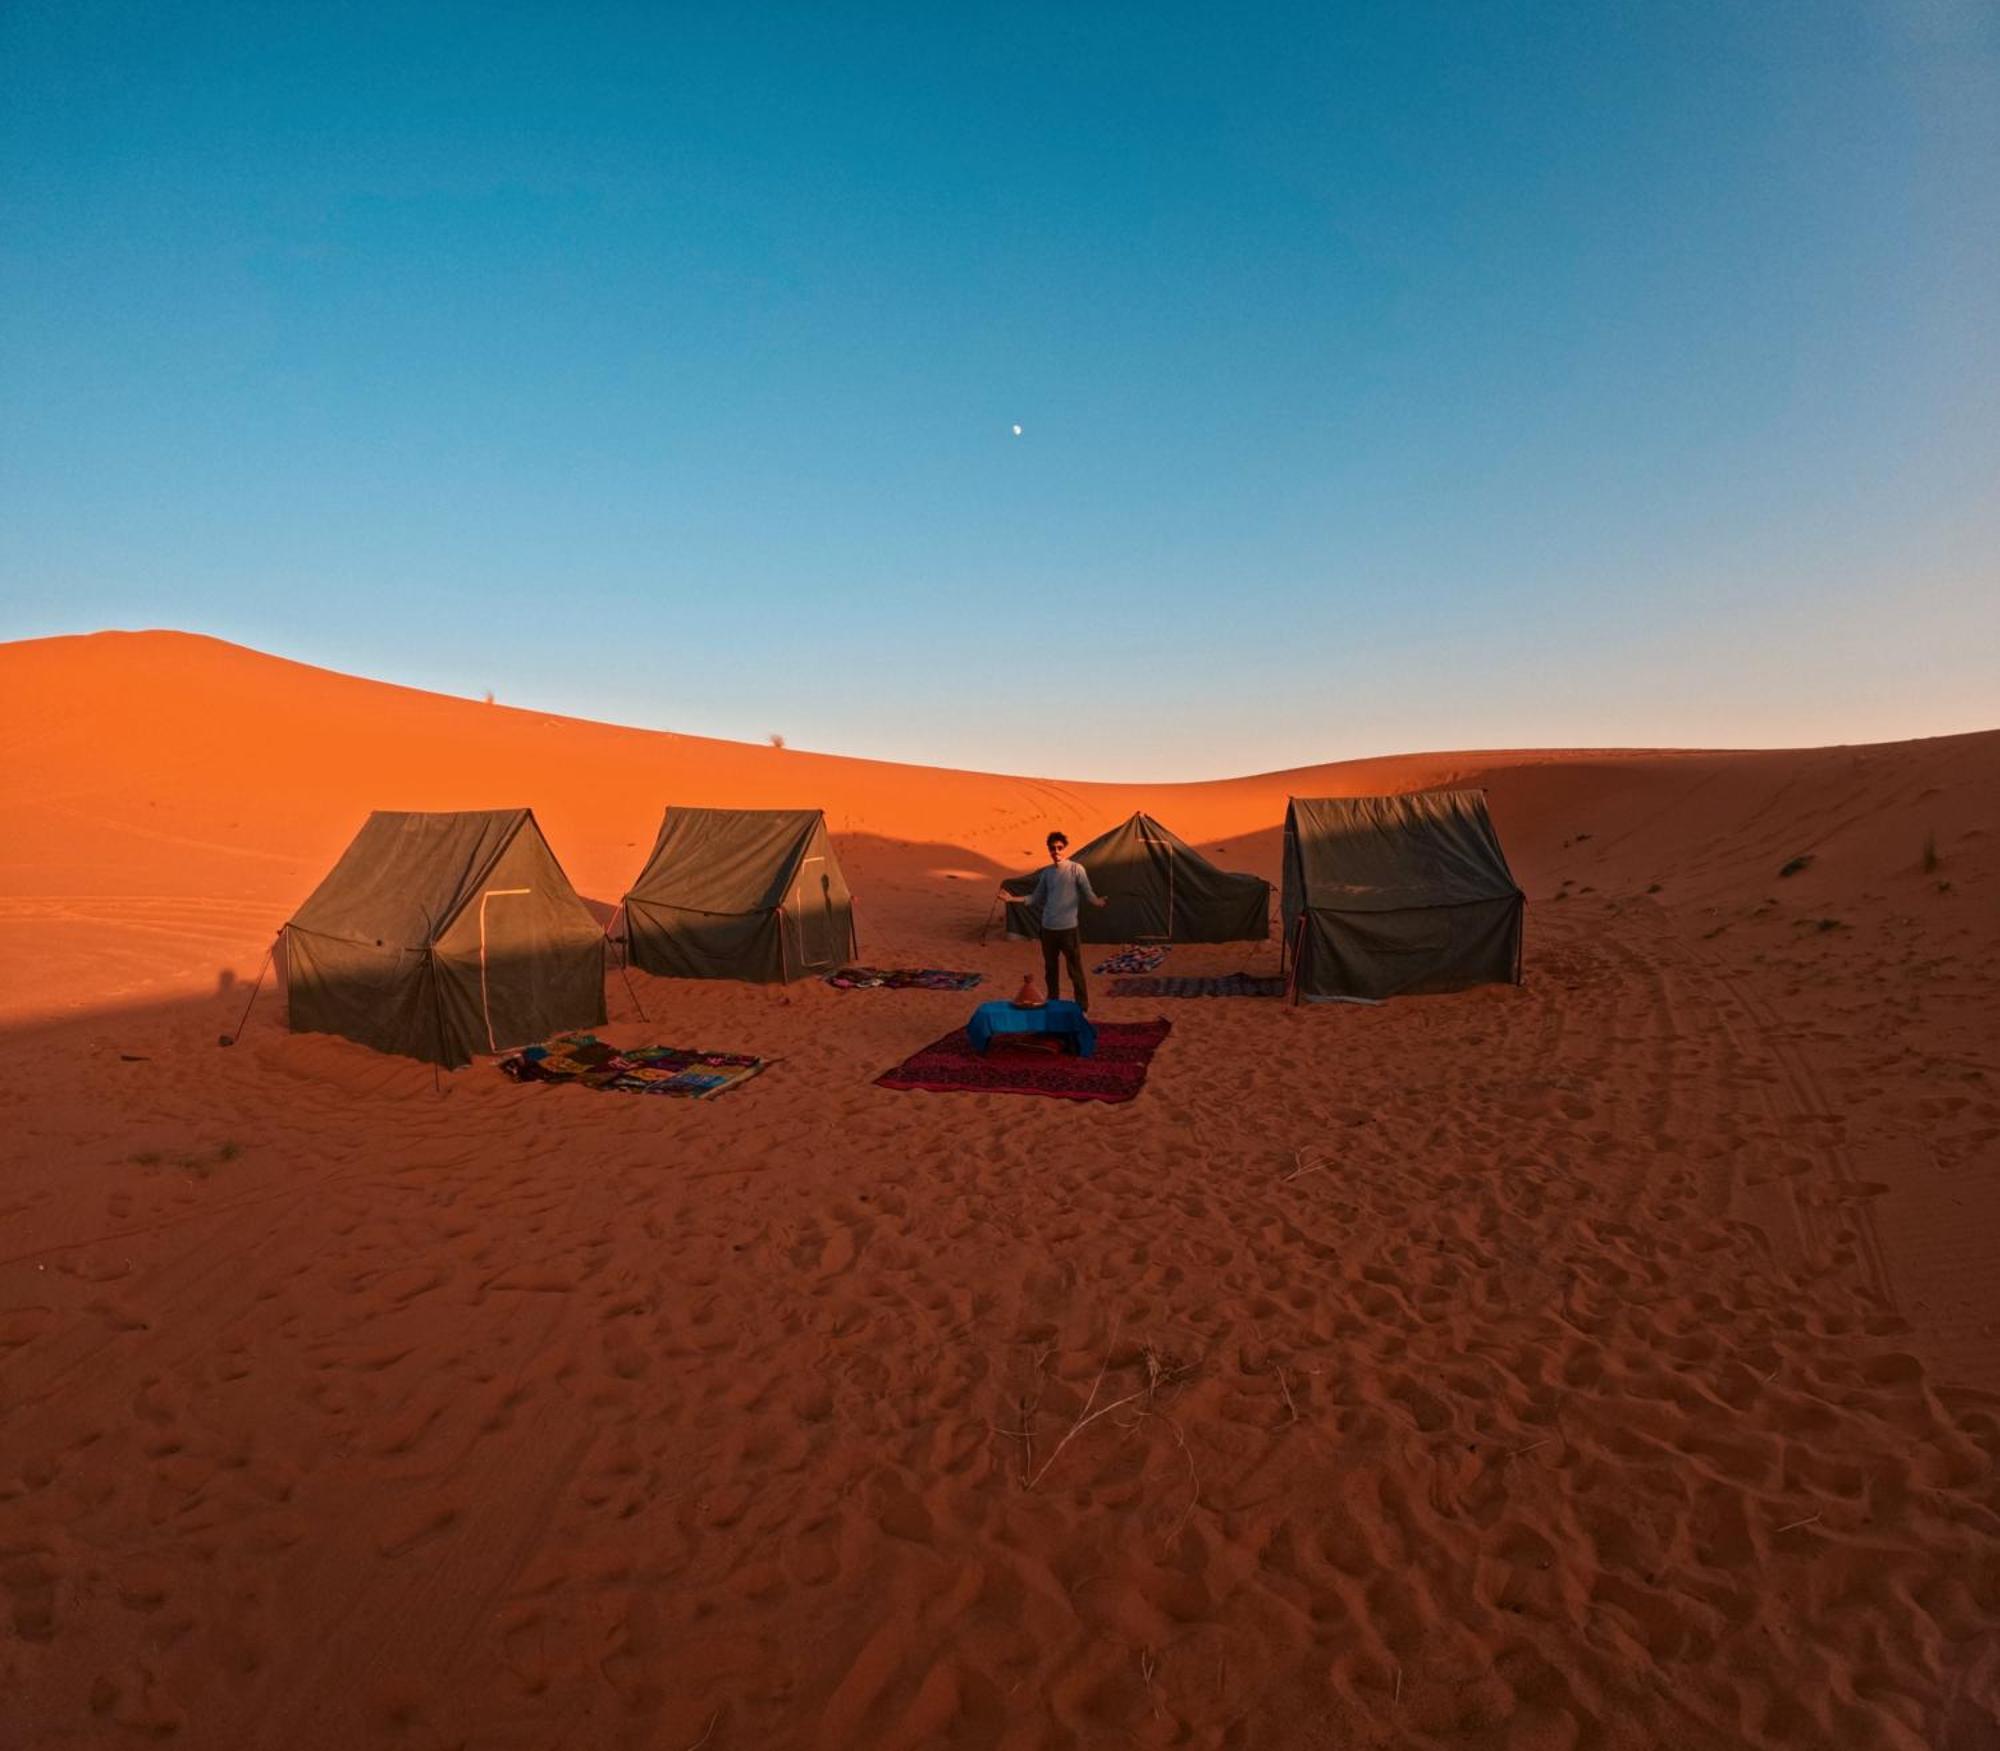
2, 629, 1997, 1748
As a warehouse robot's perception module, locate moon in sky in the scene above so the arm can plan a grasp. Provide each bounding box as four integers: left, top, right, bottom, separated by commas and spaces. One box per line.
1011, 424, 1023, 436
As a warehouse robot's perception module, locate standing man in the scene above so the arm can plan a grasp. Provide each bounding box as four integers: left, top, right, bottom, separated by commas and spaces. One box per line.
1006, 831, 1108, 1010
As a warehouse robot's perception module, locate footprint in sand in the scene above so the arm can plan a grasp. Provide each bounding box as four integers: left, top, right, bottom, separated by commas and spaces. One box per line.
2, 1547, 57, 1640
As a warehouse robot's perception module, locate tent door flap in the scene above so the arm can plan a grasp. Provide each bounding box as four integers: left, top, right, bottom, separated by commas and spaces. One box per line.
479, 888, 532, 1053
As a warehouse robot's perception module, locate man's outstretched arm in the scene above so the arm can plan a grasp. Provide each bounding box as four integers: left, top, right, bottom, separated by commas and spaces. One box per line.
1004, 869, 1047, 906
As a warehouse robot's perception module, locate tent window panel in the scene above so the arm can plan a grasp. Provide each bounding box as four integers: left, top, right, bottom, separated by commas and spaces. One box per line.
478, 887, 540, 1055
791, 857, 838, 969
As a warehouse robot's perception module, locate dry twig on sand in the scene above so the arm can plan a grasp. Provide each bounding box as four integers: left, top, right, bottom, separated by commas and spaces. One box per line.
1141, 1345, 1194, 1405
1155, 1413, 1201, 1547
1028, 1319, 1144, 1490
1283, 1147, 1328, 1183
1028, 1387, 1146, 1490
1113, 1349, 1203, 1544
987, 1348, 1056, 1485
1139, 1648, 1163, 1719
1025, 1328, 1202, 1499
681, 1710, 720, 1751
1275, 1363, 1301, 1424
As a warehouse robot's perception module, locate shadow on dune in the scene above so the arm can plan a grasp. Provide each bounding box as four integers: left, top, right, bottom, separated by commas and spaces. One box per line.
4, 814, 1314, 1089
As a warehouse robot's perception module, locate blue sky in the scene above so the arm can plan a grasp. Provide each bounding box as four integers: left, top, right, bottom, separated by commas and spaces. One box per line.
3, 2, 1995, 778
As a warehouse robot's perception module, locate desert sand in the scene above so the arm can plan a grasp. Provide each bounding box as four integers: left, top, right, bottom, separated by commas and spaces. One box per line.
2, 628, 1997, 1749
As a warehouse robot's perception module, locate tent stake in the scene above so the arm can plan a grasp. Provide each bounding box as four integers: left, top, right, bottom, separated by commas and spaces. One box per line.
219, 940, 276, 1046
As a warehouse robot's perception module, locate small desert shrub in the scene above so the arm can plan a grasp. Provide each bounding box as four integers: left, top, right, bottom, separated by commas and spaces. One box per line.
1646, 882, 1663, 894
482, 689, 496, 705
1779, 855, 1813, 878
131, 1150, 162, 1166
217, 1141, 243, 1163
768, 733, 786, 749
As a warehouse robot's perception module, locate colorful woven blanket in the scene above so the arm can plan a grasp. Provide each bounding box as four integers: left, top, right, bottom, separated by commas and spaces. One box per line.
1093, 946, 1168, 975
1109, 974, 1286, 999
827, 966, 983, 991
877, 1018, 1170, 1103
500, 1033, 767, 1100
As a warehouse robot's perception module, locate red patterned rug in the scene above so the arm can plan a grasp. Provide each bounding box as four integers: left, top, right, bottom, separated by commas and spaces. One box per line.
876, 1018, 1172, 1102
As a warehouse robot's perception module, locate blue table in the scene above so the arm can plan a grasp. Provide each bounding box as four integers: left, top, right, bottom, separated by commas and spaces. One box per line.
967, 999, 1096, 1058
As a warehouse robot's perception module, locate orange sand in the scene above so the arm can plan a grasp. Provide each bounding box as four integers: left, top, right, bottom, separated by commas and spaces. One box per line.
2, 629, 1996, 1748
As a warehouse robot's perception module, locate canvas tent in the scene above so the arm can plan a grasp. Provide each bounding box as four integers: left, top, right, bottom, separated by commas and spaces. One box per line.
1002, 812, 1270, 943
283, 809, 606, 1067
622, 807, 856, 983
1282, 791, 1523, 1001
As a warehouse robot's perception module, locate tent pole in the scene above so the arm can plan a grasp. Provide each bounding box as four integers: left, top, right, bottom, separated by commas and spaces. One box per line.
429, 950, 448, 1093
218, 938, 277, 1046
607, 901, 648, 1019
421, 917, 450, 1094
1284, 914, 1306, 1005
620, 960, 649, 1022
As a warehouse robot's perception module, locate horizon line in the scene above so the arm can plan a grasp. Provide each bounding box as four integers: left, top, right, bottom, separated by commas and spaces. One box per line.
8, 623, 1999, 789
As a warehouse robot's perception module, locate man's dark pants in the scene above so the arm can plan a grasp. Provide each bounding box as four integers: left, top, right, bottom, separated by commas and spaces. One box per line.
1040, 927, 1088, 1010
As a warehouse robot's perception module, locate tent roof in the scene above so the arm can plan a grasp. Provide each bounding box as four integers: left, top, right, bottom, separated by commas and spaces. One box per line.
1011, 811, 1261, 880
1082, 811, 1262, 878
288, 809, 533, 946
1098, 811, 1189, 853
1287, 790, 1520, 913
625, 806, 828, 915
